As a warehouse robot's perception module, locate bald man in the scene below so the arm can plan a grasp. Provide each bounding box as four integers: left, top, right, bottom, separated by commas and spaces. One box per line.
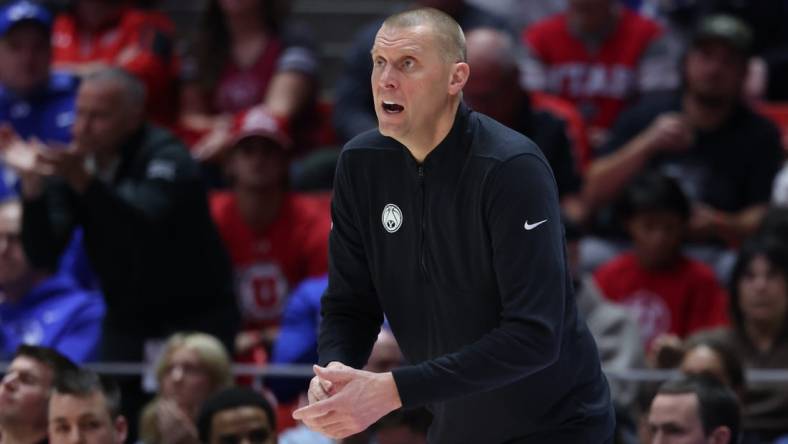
293, 8, 614, 443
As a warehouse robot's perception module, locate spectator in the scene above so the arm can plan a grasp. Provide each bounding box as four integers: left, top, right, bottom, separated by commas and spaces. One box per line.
181, 0, 330, 162
647, 376, 739, 444
9, 67, 238, 436
210, 107, 329, 361
678, 333, 765, 444
332, 0, 510, 143
464, 27, 586, 222
0, 197, 104, 363
593, 173, 729, 356
139, 332, 233, 444
48, 369, 127, 444
0, 0, 77, 196
707, 0, 788, 102
522, 0, 680, 149
50, 0, 178, 125
0, 0, 99, 292
197, 387, 277, 444
0, 345, 77, 444
701, 238, 788, 442
584, 15, 783, 277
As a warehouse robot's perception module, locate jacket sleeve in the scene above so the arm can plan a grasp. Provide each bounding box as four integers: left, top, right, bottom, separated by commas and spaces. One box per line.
317, 153, 383, 369
391, 153, 570, 408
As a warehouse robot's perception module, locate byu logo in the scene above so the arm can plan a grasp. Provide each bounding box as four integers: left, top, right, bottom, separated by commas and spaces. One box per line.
381, 204, 402, 233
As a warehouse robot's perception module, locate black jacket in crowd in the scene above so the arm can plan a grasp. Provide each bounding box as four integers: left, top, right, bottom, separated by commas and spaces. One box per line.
21, 124, 239, 360
319, 103, 614, 443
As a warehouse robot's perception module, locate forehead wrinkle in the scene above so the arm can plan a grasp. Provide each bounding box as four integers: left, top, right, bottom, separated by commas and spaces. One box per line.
372, 25, 435, 56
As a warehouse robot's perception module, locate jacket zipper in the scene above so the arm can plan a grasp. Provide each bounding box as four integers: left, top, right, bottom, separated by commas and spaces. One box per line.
418, 165, 428, 278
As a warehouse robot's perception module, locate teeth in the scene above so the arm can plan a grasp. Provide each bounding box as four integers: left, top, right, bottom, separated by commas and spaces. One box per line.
383, 101, 396, 105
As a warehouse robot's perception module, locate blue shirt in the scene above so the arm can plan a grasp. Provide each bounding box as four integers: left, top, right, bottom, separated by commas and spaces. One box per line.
0, 71, 78, 194
0, 273, 105, 363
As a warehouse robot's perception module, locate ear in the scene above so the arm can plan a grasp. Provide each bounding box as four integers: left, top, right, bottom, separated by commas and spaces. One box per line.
709, 425, 731, 444
448, 62, 470, 96
114, 415, 128, 444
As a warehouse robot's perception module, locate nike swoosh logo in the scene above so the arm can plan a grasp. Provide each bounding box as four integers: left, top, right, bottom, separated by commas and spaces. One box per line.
524, 219, 547, 230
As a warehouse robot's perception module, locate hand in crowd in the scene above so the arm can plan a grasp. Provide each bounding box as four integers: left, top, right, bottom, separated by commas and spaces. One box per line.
642, 112, 694, 154
156, 399, 200, 444
191, 117, 234, 163
293, 361, 402, 439
0, 127, 92, 196
650, 334, 685, 369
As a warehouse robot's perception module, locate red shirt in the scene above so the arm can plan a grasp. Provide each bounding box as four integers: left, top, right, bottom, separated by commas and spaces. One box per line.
210, 192, 330, 329
52, 8, 178, 125
213, 37, 284, 114
524, 9, 663, 134
594, 253, 729, 350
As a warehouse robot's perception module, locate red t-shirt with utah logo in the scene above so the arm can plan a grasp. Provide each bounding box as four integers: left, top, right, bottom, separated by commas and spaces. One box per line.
210, 192, 330, 331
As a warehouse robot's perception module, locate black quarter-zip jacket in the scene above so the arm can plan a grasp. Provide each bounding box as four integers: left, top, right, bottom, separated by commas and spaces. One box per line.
319, 104, 613, 443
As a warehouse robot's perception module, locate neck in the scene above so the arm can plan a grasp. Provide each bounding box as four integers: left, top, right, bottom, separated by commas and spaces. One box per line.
0, 421, 47, 444
235, 185, 285, 230
745, 318, 783, 352
404, 98, 460, 163
570, 5, 619, 39
683, 92, 736, 131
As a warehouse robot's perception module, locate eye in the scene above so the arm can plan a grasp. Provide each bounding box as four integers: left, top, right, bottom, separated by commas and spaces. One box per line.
401, 58, 415, 70
52, 423, 70, 434
373, 57, 385, 69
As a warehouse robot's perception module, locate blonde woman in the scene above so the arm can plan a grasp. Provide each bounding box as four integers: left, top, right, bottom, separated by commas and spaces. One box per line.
139, 332, 232, 444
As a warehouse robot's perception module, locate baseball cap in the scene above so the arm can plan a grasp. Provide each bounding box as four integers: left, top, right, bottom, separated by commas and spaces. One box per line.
692, 14, 752, 55
229, 106, 291, 150
0, 1, 52, 38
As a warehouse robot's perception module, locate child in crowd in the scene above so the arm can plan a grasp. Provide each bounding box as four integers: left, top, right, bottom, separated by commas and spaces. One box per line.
594, 172, 729, 358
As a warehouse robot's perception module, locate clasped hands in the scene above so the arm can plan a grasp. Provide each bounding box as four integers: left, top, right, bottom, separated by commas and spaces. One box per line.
0, 126, 91, 195
292, 361, 402, 439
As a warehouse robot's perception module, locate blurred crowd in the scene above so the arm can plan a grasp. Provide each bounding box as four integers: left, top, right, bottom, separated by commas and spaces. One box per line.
0, 0, 787, 443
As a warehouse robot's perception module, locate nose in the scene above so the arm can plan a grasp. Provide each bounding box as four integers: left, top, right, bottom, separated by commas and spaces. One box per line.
169, 365, 184, 383
68, 425, 85, 444
376, 64, 397, 90
0, 372, 19, 391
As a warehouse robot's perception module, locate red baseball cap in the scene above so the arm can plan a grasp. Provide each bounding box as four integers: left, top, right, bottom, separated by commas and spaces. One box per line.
229, 106, 292, 150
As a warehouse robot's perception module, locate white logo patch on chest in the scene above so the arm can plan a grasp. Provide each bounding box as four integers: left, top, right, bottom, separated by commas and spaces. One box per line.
381, 204, 403, 233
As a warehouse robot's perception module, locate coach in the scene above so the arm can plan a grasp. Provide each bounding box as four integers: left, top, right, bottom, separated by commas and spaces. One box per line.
293, 7, 614, 443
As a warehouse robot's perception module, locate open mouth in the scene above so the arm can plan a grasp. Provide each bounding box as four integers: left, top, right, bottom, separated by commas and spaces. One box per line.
382, 101, 404, 114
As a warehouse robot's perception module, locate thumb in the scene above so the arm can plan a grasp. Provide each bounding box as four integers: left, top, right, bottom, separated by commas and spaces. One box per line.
313, 364, 355, 385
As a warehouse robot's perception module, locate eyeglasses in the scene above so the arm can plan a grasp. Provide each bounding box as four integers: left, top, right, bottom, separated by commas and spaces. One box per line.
217, 428, 271, 444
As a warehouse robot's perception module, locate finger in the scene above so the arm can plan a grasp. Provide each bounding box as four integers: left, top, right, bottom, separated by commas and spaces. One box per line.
293, 398, 336, 420
314, 364, 355, 385
320, 377, 333, 394
308, 385, 329, 404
